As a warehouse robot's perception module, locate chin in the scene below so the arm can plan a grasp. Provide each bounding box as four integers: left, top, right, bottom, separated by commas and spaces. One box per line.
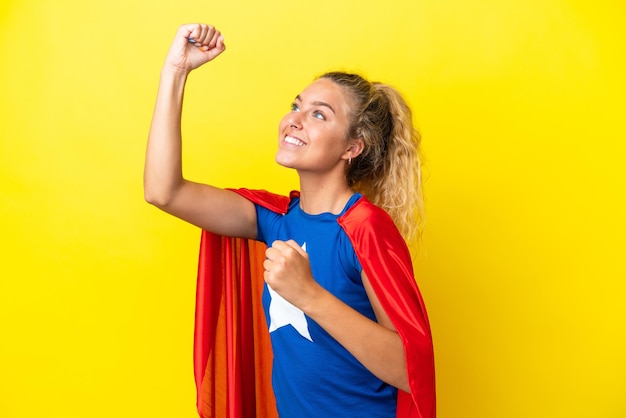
274, 152, 297, 169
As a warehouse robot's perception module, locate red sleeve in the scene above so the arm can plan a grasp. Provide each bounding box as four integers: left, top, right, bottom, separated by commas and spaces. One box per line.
228, 188, 296, 214
338, 197, 436, 418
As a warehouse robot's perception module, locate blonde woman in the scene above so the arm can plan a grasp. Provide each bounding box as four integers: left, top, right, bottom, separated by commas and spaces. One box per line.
145, 23, 435, 418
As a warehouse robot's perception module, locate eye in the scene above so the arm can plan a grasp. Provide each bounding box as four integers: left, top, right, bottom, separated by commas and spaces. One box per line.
312, 110, 326, 120
291, 102, 300, 112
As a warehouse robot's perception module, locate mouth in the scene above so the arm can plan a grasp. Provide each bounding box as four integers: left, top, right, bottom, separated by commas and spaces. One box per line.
284, 135, 306, 147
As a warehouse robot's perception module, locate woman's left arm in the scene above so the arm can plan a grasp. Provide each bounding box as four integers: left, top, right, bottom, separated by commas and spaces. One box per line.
307, 271, 409, 392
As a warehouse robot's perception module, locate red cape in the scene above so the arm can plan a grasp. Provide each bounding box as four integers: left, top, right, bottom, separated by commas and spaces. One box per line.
194, 189, 435, 418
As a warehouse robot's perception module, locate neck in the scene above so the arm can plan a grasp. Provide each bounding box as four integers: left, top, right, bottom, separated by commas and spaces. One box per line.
297, 171, 354, 215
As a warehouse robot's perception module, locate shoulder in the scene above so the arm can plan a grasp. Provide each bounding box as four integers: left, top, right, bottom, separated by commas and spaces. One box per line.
338, 196, 408, 254
229, 188, 300, 214
339, 196, 398, 233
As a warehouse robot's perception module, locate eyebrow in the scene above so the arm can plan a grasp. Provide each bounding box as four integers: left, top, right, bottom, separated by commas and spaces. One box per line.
295, 95, 336, 115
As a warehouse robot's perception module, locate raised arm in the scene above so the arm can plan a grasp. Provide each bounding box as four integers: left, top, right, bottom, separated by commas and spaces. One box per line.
144, 23, 257, 239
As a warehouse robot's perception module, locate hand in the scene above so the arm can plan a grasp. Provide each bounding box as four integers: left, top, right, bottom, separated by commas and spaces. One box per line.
163, 23, 226, 74
263, 240, 321, 311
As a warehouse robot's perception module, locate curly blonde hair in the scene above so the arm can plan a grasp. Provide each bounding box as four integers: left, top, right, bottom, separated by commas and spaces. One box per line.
319, 72, 424, 242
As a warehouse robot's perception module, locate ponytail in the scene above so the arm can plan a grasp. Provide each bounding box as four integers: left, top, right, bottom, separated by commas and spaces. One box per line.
319, 72, 424, 242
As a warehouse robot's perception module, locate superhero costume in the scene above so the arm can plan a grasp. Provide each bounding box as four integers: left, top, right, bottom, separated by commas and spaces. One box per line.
194, 189, 435, 418
256, 192, 397, 417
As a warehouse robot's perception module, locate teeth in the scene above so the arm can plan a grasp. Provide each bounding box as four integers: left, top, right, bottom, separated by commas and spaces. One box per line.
285, 136, 305, 146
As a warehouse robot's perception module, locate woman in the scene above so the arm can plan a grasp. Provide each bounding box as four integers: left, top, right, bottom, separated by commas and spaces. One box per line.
145, 23, 435, 418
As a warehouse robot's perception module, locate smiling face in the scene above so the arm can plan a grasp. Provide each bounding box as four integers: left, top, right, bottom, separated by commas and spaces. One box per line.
275, 78, 359, 174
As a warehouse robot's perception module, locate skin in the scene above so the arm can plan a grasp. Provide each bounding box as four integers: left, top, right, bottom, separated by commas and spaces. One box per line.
144, 23, 410, 393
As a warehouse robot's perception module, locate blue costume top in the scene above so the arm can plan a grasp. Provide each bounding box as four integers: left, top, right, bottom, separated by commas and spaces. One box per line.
255, 193, 397, 418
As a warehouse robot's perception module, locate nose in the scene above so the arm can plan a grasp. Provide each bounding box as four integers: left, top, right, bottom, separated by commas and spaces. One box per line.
286, 111, 302, 130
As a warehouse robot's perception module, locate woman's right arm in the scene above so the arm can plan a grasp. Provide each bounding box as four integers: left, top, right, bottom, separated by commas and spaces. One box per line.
144, 24, 257, 239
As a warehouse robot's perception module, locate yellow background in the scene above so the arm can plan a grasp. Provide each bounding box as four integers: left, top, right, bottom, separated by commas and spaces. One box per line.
1, 0, 624, 417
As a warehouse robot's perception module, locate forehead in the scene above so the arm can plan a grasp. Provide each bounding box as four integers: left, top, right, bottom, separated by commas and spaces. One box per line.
298, 78, 351, 112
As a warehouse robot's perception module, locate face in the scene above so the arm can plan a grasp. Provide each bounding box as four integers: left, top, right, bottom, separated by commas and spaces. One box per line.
276, 78, 359, 173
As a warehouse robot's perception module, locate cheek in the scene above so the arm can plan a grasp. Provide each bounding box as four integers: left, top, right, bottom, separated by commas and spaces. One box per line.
322, 125, 350, 147
278, 114, 292, 131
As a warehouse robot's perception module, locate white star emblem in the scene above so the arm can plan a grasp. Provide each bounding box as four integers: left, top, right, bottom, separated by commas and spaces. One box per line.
267, 242, 313, 342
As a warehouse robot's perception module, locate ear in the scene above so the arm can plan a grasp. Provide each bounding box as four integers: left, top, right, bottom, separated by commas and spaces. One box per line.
344, 138, 364, 160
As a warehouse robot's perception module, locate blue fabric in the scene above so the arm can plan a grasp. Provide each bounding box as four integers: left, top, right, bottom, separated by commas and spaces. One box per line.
255, 193, 397, 418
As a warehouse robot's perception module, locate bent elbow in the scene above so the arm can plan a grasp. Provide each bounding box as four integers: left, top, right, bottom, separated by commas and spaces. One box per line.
144, 186, 172, 208
391, 358, 410, 393
144, 191, 159, 206
397, 375, 410, 394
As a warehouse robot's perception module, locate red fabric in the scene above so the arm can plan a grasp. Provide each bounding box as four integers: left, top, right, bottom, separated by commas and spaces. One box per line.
338, 197, 436, 418
194, 233, 277, 418
194, 189, 435, 418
